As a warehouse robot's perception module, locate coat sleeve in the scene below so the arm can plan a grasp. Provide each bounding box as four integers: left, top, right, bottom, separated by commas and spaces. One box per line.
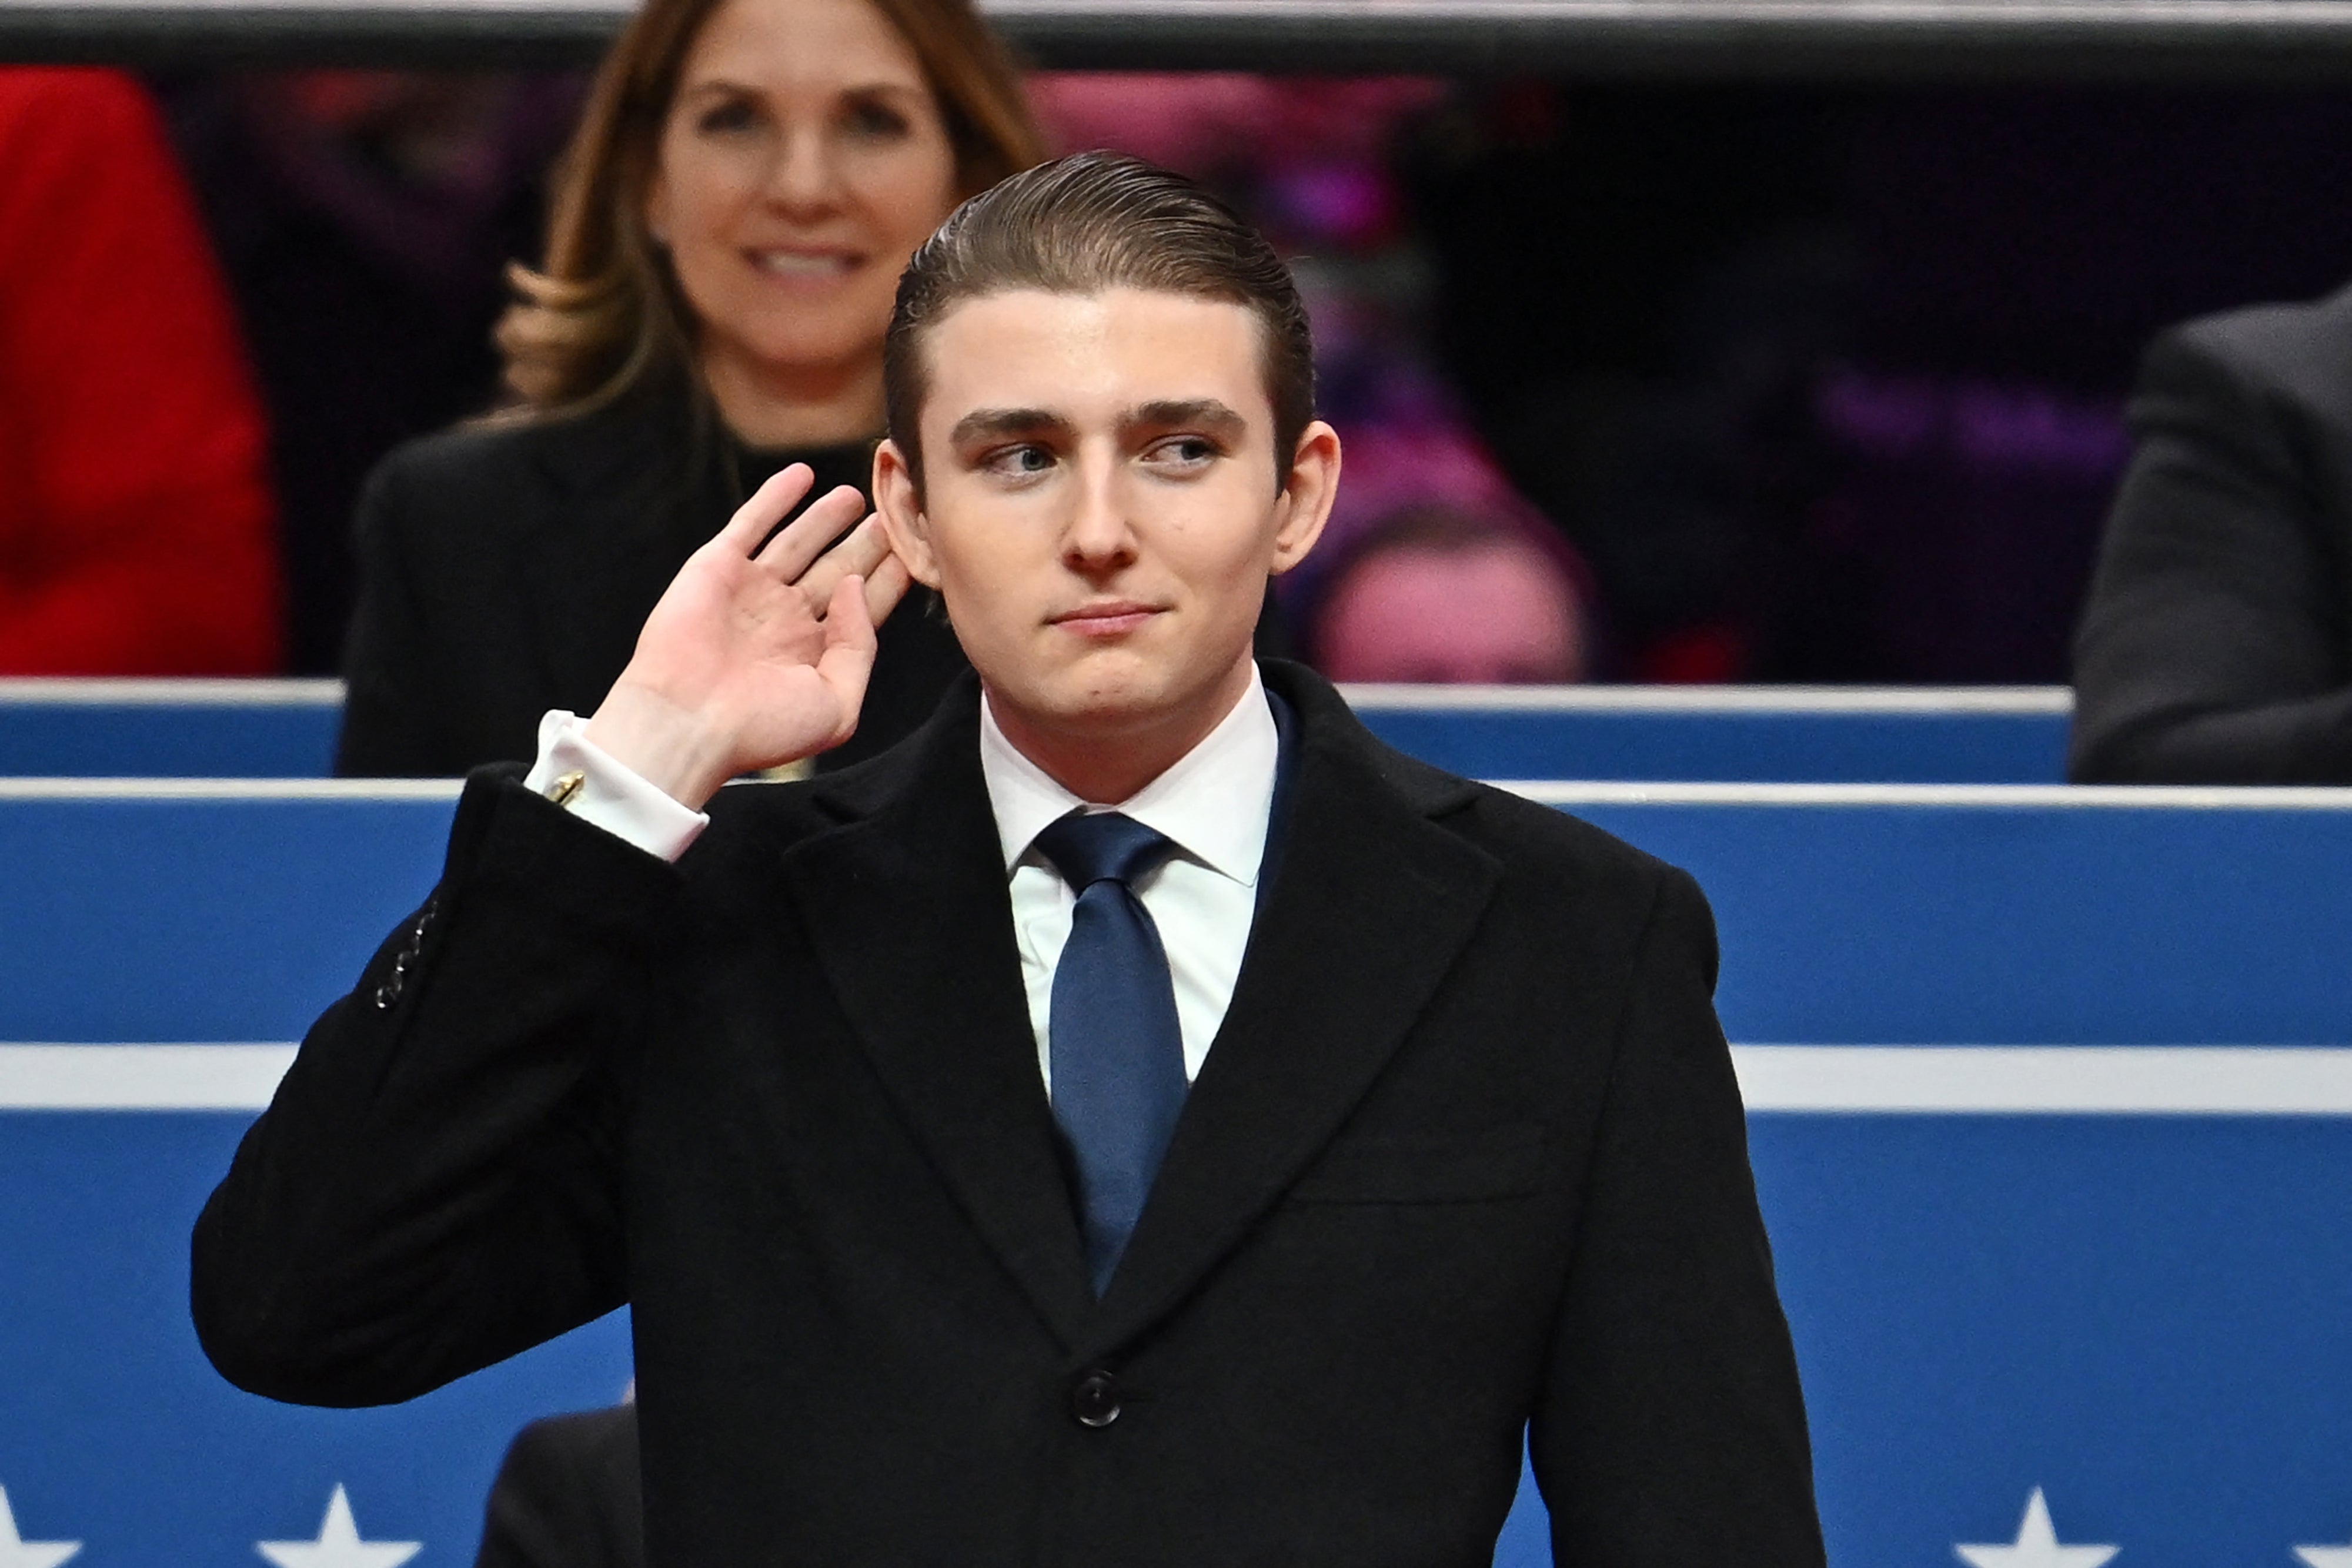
191, 771, 684, 1406
2069, 322, 2352, 782
1531, 864, 1825, 1567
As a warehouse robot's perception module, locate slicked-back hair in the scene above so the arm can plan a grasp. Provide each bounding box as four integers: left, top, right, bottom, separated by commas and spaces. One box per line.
884, 152, 1316, 494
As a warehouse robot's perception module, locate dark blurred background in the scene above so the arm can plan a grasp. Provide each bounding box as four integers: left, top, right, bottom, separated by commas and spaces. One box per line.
139, 71, 2352, 683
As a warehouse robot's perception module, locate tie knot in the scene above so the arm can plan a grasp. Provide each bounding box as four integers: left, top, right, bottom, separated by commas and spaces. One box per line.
1033, 811, 1178, 890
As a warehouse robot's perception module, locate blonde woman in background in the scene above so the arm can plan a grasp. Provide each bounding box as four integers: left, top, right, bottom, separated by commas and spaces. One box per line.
333, 0, 1040, 776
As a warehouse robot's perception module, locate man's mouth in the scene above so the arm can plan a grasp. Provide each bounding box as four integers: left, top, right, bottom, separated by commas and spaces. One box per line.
1050, 601, 1164, 637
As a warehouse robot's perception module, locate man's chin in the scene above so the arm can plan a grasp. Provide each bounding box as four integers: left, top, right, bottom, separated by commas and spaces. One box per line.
981, 663, 1172, 739
984, 641, 1252, 746
1036, 687, 1170, 738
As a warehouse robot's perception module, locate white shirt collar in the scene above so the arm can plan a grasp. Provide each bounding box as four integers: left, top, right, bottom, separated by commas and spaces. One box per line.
978, 663, 1279, 888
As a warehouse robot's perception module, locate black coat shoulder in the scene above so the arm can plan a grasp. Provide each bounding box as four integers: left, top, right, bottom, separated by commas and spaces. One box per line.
2153, 282, 2352, 413
2070, 279, 2352, 782
1281, 660, 1682, 865
349, 398, 684, 601
1260, 662, 1708, 981
1424, 764, 1715, 995
360, 400, 667, 540
337, 398, 690, 777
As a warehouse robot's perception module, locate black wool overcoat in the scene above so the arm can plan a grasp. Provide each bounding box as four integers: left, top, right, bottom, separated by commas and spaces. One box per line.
193, 661, 1823, 1568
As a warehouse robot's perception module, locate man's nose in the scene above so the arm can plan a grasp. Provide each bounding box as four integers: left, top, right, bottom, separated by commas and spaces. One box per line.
1062, 463, 1137, 569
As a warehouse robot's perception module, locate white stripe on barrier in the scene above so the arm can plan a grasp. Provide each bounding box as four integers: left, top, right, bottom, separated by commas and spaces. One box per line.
0, 1045, 299, 1109
1732, 1046, 2352, 1114
1342, 683, 2071, 714
1498, 779, 2352, 810
0, 677, 343, 706
8, 1043, 2352, 1114
0, 777, 463, 800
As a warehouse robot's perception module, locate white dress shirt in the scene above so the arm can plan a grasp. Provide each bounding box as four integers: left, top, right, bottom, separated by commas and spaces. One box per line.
523, 667, 1280, 1095
980, 666, 1278, 1092
522, 709, 711, 861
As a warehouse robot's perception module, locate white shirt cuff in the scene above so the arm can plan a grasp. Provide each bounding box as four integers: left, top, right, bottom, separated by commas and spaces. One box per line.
522, 710, 710, 862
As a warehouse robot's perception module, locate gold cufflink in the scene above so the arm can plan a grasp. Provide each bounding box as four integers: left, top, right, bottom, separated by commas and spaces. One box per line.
544, 770, 586, 807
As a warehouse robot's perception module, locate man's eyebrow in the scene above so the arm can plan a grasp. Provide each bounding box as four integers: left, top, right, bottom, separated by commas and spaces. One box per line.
949, 407, 1073, 445
1123, 399, 1248, 437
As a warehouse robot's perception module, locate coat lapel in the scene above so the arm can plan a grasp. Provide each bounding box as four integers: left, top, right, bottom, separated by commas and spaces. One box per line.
779, 691, 1100, 1349
1087, 668, 1501, 1352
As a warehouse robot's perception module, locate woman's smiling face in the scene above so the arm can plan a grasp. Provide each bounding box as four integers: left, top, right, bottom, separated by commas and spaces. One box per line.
646, 0, 961, 410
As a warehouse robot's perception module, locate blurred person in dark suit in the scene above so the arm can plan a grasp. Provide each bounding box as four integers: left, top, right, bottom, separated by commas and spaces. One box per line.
0, 68, 281, 673
2072, 283, 2352, 781
475, 1403, 642, 1568
332, 0, 1042, 776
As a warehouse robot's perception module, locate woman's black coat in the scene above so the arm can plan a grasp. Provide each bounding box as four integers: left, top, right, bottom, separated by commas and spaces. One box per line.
333, 389, 969, 777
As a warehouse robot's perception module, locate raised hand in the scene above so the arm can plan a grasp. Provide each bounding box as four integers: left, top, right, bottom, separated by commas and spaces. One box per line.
583, 463, 914, 809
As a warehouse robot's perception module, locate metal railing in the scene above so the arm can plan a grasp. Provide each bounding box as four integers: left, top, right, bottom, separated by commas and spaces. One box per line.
9, 0, 2352, 76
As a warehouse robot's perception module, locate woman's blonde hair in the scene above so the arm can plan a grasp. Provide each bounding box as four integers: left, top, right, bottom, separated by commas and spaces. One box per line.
495, 0, 1043, 415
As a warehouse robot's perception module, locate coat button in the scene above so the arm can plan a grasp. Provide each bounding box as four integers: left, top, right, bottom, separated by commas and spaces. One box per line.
1068, 1369, 1121, 1428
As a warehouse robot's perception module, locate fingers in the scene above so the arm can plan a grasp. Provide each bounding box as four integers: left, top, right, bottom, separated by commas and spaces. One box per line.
813, 573, 880, 741
715, 463, 817, 556
799, 521, 910, 627
787, 511, 892, 609
862, 551, 914, 626
826, 573, 877, 655
751, 483, 868, 581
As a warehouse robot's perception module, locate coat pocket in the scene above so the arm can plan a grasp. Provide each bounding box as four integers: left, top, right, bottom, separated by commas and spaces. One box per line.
1287, 1124, 1548, 1205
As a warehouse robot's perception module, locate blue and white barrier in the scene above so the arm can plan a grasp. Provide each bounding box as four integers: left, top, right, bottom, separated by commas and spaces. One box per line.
1349, 683, 2071, 784
3, 778, 2345, 1567
0, 681, 342, 780
0, 680, 2074, 784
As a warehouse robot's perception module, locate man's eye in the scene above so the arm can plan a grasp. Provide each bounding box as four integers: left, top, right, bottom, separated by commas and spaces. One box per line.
1151, 437, 1218, 466
984, 445, 1053, 477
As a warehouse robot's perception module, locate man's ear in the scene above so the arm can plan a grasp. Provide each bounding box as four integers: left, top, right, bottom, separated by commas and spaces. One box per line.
1268, 420, 1341, 577
872, 439, 941, 588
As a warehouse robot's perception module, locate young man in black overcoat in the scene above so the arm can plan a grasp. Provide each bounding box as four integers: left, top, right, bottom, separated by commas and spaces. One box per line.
194, 152, 1825, 1568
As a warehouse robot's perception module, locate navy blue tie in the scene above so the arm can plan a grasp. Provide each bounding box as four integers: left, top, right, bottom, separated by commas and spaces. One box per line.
1034, 810, 1188, 1296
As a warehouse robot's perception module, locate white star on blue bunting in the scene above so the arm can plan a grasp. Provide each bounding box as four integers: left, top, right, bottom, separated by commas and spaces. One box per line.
255, 1486, 420, 1568
0, 1487, 78, 1568
1955, 1489, 2119, 1568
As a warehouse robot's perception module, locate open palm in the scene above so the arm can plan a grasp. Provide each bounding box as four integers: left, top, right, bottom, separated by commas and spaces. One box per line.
587, 464, 913, 807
